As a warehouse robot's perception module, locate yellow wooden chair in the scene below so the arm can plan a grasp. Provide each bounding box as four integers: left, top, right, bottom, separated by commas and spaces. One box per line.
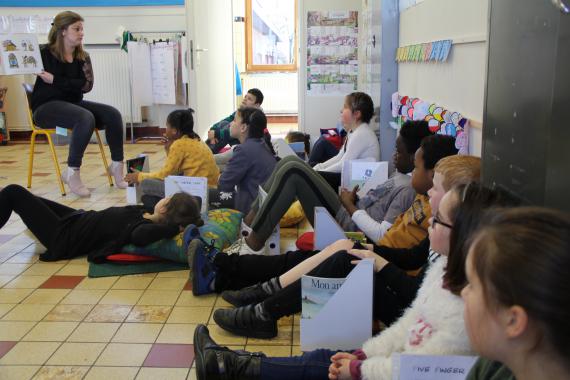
22, 83, 114, 196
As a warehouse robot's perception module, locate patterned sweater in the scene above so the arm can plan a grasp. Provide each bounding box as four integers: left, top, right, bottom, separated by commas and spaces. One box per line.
359, 256, 472, 379
138, 135, 219, 187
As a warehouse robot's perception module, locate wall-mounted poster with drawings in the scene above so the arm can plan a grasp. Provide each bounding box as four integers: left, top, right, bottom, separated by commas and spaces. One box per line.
0, 34, 43, 75
307, 11, 358, 96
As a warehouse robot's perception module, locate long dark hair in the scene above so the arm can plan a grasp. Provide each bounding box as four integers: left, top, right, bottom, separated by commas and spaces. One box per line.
238, 106, 276, 156
167, 108, 199, 140
470, 207, 570, 360
443, 183, 519, 295
48, 11, 88, 62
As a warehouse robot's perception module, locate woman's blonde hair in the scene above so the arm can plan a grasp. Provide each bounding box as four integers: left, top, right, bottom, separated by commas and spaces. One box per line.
48, 11, 88, 62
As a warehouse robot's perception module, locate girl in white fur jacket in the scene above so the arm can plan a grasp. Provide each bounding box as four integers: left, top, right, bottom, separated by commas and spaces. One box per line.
191, 183, 517, 380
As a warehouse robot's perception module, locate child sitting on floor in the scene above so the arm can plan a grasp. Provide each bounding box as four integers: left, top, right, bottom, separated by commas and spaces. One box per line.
124, 108, 219, 211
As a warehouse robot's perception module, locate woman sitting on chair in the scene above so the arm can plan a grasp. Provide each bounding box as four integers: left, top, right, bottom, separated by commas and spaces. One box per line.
31, 11, 126, 197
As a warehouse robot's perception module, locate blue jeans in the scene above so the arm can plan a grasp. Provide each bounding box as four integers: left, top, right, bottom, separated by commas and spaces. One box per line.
33, 99, 124, 167
260, 348, 340, 380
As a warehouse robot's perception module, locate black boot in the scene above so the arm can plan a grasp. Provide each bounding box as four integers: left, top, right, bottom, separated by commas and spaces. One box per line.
221, 283, 271, 307
213, 305, 278, 339
194, 324, 263, 380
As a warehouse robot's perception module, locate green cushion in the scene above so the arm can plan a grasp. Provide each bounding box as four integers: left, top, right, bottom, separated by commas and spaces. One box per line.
121, 208, 243, 264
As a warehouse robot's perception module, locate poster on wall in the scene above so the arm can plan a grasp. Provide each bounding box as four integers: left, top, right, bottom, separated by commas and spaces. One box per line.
306, 11, 358, 96
0, 34, 43, 75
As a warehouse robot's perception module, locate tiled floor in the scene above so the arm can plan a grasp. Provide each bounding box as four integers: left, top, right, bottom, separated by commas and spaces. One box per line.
0, 137, 307, 379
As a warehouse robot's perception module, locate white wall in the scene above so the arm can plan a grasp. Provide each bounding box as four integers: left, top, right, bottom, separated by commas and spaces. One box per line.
0, 6, 185, 133
398, 0, 488, 156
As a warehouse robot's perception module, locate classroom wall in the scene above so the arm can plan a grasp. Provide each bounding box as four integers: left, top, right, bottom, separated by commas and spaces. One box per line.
0, 6, 185, 133
398, 0, 489, 156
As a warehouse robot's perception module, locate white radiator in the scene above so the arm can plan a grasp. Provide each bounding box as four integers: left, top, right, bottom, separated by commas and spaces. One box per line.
241, 73, 298, 114
84, 48, 140, 123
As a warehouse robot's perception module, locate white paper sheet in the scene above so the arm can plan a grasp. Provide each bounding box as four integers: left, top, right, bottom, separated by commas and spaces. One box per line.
127, 41, 154, 108
150, 42, 176, 105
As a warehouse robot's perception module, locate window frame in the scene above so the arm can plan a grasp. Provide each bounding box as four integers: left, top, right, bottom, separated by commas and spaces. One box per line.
245, 0, 298, 72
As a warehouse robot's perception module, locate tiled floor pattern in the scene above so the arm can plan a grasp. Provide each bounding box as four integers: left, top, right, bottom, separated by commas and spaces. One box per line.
0, 137, 306, 379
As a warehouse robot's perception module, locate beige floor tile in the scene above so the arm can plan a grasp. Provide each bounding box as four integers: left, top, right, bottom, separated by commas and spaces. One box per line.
245, 344, 291, 357
84, 366, 139, 380
112, 322, 162, 343
187, 367, 198, 380
206, 323, 247, 346
155, 269, 190, 278
136, 367, 189, 380
23, 289, 71, 304
56, 264, 89, 276
96, 343, 152, 366
156, 323, 197, 344
0, 263, 32, 275
47, 342, 106, 366
44, 304, 94, 322
2, 275, 50, 289
61, 289, 106, 305
214, 297, 233, 308
22, 263, 65, 276
293, 325, 301, 345
136, 290, 180, 306
5, 251, 40, 264
0, 275, 16, 287
23, 321, 79, 342
246, 324, 293, 346
0, 303, 16, 318
2, 304, 54, 321
84, 305, 132, 323
167, 306, 211, 324
67, 322, 121, 343
176, 292, 217, 307
34, 366, 90, 380
99, 290, 144, 305
75, 277, 118, 290
111, 276, 153, 290
0, 288, 34, 303
0, 365, 40, 380
125, 306, 172, 323
0, 321, 36, 340
147, 277, 187, 290
0, 341, 61, 365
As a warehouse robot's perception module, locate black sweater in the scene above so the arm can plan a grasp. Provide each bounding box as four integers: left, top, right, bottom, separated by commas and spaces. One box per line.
39, 206, 179, 262
31, 45, 94, 111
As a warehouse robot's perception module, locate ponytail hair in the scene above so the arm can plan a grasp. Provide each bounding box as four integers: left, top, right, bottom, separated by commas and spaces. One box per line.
237, 106, 276, 156
167, 108, 199, 140
48, 11, 88, 62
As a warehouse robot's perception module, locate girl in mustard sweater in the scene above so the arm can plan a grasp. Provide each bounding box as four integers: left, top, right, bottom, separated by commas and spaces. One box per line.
125, 109, 219, 209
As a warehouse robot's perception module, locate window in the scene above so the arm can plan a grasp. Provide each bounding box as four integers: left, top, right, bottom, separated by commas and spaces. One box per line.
245, 0, 297, 72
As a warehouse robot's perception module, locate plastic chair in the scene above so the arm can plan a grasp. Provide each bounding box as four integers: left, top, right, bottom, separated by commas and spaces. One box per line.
22, 83, 114, 196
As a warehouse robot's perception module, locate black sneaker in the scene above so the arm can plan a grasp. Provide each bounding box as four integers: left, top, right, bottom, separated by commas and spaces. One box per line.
221, 283, 271, 307
213, 305, 278, 339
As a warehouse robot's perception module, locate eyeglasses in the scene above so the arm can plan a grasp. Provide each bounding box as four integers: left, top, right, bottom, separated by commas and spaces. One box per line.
433, 214, 454, 230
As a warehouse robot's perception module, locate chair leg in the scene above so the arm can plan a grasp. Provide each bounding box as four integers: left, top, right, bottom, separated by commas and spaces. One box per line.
27, 131, 36, 189
95, 129, 114, 187
45, 133, 66, 196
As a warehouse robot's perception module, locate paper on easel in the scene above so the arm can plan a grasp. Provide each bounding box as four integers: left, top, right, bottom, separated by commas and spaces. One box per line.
357, 161, 389, 198
165, 176, 208, 214
126, 155, 149, 204
0, 33, 43, 75
300, 258, 373, 351
391, 354, 477, 380
341, 160, 386, 193
259, 186, 280, 255
150, 42, 176, 104
127, 41, 153, 108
